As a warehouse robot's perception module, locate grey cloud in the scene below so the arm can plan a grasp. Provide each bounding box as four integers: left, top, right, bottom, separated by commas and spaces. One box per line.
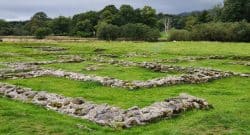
0, 0, 223, 21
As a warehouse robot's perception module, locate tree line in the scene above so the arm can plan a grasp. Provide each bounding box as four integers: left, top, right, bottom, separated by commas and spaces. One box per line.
0, 0, 249, 41
167, 0, 250, 42
0, 5, 162, 41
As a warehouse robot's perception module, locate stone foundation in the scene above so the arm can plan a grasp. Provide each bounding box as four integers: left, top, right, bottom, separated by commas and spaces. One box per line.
159, 55, 250, 63
0, 68, 234, 89
0, 58, 248, 90
0, 82, 211, 128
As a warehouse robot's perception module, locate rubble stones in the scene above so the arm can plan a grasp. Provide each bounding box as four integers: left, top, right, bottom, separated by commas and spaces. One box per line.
159, 55, 250, 63
228, 61, 250, 66
23, 46, 68, 52
85, 64, 103, 71
123, 52, 152, 58
1, 58, 248, 89
0, 82, 211, 128
1, 55, 84, 70
0, 65, 236, 90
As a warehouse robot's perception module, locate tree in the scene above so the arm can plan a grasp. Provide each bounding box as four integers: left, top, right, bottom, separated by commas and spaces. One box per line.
9, 21, 29, 35
121, 23, 160, 41
185, 16, 199, 30
96, 23, 120, 40
222, 0, 250, 22
118, 5, 136, 25
100, 5, 119, 23
140, 6, 157, 28
101, 5, 119, 15
26, 12, 49, 34
50, 16, 71, 36
0, 19, 13, 35
72, 11, 99, 27
100, 10, 114, 24
198, 10, 210, 23
229, 21, 250, 42
208, 4, 223, 22
75, 20, 94, 37
35, 27, 51, 39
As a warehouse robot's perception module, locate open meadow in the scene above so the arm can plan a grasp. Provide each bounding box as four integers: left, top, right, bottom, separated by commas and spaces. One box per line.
0, 41, 249, 135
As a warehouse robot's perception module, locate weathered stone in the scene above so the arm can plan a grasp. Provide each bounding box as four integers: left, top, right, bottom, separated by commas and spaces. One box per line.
0, 82, 212, 128
49, 102, 63, 108
72, 98, 85, 105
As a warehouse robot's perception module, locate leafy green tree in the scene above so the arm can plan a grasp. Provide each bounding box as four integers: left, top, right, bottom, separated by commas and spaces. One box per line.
50, 16, 71, 36
229, 21, 250, 42
101, 5, 119, 14
198, 10, 211, 23
133, 9, 143, 23
208, 4, 223, 22
96, 23, 120, 40
0, 19, 13, 35
118, 5, 136, 25
75, 20, 94, 37
140, 6, 157, 28
185, 16, 199, 30
35, 27, 51, 39
222, 0, 250, 22
100, 10, 114, 23
26, 12, 49, 34
72, 11, 99, 27
121, 23, 160, 41
100, 5, 119, 23
9, 21, 29, 35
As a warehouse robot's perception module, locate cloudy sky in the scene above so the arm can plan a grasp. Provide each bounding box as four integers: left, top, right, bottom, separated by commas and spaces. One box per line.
0, 0, 223, 21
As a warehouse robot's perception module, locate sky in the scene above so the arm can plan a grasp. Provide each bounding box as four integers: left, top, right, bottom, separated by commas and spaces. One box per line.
0, 0, 223, 21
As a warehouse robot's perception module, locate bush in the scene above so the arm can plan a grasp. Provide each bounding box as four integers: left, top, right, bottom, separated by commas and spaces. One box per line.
96, 23, 120, 40
168, 29, 191, 41
74, 20, 94, 37
229, 21, 250, 42
191, 23, 230, 41
35, 27, 51, 39
143, 27, 161, 41
121, 23, 160, 41
168, 22, 250, 42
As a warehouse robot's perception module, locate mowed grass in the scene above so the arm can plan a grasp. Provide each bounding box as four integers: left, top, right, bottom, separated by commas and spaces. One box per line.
0, 41, 250, 134
58, 41, 250, 57
43, 62, 181, 81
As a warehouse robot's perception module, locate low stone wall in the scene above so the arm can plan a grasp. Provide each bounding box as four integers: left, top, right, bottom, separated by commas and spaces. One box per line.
23, 46, 68, 52
159, 55, 250, 63
90, 57, 232, 73
0, 82, 211, 128
91, 57, 137, 67
1, 58, 247, 89
0, 68, 233, 89
228, 61, 250, 66
1, 55, 84, 70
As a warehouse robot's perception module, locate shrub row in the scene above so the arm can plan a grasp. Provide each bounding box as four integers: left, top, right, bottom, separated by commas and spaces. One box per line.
97, 23, 160, 41
168, 22, 250, 42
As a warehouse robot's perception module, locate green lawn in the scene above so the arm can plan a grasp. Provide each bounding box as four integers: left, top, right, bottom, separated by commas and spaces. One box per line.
43, 62, 181, 81
0, 41, 250, 134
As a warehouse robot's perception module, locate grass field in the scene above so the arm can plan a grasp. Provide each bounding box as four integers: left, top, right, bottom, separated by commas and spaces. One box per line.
0, 41, 250, 135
